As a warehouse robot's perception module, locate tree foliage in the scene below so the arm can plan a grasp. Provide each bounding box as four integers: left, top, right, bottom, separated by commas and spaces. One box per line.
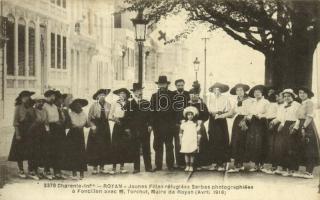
124, 0, 320, 55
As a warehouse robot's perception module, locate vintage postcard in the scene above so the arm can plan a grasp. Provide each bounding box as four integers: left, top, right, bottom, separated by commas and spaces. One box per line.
0, 0, 319, 199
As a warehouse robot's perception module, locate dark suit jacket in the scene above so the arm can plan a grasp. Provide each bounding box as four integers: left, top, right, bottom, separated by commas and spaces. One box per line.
127, 98, 151, 133
149, 90, 175, 129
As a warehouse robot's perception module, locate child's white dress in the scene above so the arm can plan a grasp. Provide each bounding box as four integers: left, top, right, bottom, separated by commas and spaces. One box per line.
180, 120, 199, 153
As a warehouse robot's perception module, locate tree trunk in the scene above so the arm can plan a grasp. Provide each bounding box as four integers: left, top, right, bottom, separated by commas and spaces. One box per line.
265, 0, 319, 90
264, 44, 315, 90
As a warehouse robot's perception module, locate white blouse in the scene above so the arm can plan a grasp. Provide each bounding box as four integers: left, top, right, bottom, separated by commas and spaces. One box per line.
208, 94, 231, 113
69, 111, 88, 128
109, 100, 126, 119
248, 97, 269, 118
234, 98, 253, 116
43, 103, 59, 123
265, 102, 278, 119
276, 101, 301, 126
297, 99, 315, 119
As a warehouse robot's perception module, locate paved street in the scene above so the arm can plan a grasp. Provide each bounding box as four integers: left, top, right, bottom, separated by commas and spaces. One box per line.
0, 162, 319, 200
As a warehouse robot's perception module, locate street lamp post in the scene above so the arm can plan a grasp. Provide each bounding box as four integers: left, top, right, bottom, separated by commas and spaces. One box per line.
131, 8, 148, 85
193, 57, 200, 81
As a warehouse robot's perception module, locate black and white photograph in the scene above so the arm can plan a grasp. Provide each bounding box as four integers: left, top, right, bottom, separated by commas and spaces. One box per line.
0, 0, 320, 199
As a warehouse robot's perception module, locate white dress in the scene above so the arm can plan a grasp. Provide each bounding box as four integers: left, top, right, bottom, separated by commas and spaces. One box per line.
180, 120, 199, 153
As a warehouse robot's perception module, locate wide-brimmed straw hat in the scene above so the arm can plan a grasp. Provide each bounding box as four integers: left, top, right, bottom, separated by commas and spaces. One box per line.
54, 91, 68, 100
44, 90, 56, 98
249, 85, 267, 98
209, 82, 229, 93
281, 88, 297, 98
183, 106, 199, 118
295, 86, 314, 98
113, 88, 131, 97
92, 89, 111, 100
230, 83, 250, 95
69, 98, 88, 111
18, 90, 35, 98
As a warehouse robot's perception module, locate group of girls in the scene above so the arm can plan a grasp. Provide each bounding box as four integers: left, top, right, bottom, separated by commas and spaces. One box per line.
8, 87, 136, 180
7, 82, 320, 180
199, 82, 320, 179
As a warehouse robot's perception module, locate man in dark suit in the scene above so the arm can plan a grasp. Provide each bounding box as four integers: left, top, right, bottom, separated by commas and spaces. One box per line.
172, 79, 190, 169
129, 83, 153, 173
149, 76, 175, 171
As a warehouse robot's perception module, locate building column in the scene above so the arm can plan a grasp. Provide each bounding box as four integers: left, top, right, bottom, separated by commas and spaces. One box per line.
78, 49, 83, 96
0, 47, 3, 120
35, 18, 41, 90
14, 18, 18, 87
46, 21, 51, 89
25, 21, 29, 88
315, 44, 320, 109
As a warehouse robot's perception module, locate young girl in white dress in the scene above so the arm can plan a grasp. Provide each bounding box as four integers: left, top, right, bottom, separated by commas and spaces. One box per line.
179, 106, 201, 172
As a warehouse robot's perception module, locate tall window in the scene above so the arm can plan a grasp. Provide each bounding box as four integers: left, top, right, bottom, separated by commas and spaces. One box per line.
63, 37, 66, 69
18, 18, 26, 76
57, 0, 61, 6
100, 18, 103, 43
114, 12, 121, 28
57, 34, 61, 68
51, 33, 55, 68
29, 22, 35, 76
62, 0, 66, 8
6, 16, 15, 76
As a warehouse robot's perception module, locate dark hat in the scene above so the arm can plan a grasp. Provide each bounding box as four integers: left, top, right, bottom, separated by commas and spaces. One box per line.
130, 83, 144, 91
175, 79, 185, 85
44, 90, 56, 97
113, 88, 131, 97
189, 81, 201, 94
69, 98, 88, 111
230, 83, 250, 95
92, 89, 111, 100
54, 91, 68, 100
18, 90, 35, 98
249, 85, 267, 98
209, 82, 229, 93
266, 85, 278, 91
295, 86, 314, 98
192, 81, 200, 88
155, 76, 170, 84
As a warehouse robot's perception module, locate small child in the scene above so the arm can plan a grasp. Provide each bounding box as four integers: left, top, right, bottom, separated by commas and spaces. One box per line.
179, 106, 201, 172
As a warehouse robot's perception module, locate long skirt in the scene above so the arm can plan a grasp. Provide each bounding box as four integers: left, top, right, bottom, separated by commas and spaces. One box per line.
265, 118, 279, 165
39, 125, 54, 168
111, 122, 135, 164
24, 123, 45, 167
63, 127, 87, 171
299, 119, 320, 168
195, 124, 211, 167
245, 117, 267, 164
230, 115, 247, 165
49, 123, 67, 170
208, 117, 230, 164
281, 121, 301, 170
8, 121, 31, 162
86, 119, 112, 166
